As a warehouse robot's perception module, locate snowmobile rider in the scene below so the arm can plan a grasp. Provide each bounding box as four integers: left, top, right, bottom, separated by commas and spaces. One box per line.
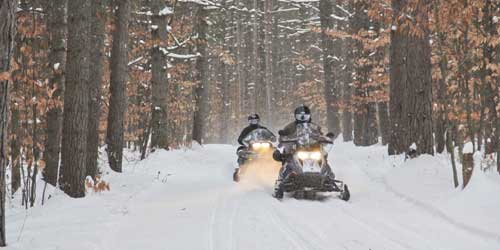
236, 114, 274, 166
272, 105, 336, 181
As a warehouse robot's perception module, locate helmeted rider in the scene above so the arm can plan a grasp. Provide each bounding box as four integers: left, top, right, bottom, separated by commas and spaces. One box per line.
273, 105, 335, 181
236, 114, 274, 167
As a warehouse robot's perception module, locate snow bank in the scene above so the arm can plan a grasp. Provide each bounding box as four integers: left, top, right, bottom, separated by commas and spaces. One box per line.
4, 142, 500, 250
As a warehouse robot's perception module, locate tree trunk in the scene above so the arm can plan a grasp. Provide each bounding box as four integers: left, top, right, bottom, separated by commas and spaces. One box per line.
377, 102, 390, 145
250, 0, 258, 112
342, 37, 353, 142
219, 0, 230, 144
446, 125, 459, 187
86, 0, 106, 180
389, 0, 434, 156
60, 0, 90, 198
192, 5, 209, 144
263, 0, 273, 126
433, 0, 449, 155
0, 0, 16, 244
10, 29, 22, 194
43, 0, 67, 186
462, 153, 474, 188
150, 0, 169, 149
106, 0, 130, 172
320, 0, 341, 137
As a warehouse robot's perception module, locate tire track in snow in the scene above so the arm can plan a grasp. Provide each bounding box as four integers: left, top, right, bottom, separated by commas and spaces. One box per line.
344, 154, 500, 246
228, 194, 240, 250
208, 190, 222, 250
345, 155, 500, 244
331, 202, 429, 250
262, 204, 311, 250
266, 200, 342, 250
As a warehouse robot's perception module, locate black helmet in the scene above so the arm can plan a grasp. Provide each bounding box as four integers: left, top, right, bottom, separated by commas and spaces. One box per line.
294, 105, 311, 122
248, 114, 260, 125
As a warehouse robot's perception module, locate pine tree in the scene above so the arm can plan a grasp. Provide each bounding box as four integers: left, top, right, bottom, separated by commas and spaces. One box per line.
43, 0, 67, 186
106, 0, 131, 172
389, 0, 434, 156
59, 0, 91, 198
0, 0, 17, 244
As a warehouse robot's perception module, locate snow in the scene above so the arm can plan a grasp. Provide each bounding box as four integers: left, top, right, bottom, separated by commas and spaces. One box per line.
53, 63, 60, 70
493, 16, 499, 24
331, 13, 347, 21
463, 142, 474, 154
167, 52, 200, 59
5, 141, 500, 250
158, 6, 173, 16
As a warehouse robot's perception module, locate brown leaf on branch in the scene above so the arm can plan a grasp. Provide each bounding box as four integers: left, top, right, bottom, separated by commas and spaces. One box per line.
0, 71, 10, 81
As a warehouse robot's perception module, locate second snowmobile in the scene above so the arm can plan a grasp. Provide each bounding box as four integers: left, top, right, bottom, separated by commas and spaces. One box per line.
233, 128, 276, 182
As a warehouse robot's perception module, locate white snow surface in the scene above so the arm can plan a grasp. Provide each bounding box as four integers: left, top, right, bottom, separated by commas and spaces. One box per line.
5, 141, 500, 250
463, 142, 474, 154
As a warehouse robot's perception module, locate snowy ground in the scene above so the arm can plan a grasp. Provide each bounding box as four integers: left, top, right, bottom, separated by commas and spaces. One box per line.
5, 141, 500, 250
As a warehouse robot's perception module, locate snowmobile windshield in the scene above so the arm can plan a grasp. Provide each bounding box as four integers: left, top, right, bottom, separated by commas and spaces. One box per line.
242, 128, 276, 146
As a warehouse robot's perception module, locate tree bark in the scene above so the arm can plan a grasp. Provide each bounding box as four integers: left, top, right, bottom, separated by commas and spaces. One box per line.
0, 0, 16, 244
192, 5, 209, 144
60, 0, 91, 198
150, 0, 169, 149
86, 0, 106, 180
43, 0, 67, 186
106, 0, 130, 172
389, 0, 434, 156
377, 102, 390, 145
263, 0, 273, 126
320, 0, 341, 137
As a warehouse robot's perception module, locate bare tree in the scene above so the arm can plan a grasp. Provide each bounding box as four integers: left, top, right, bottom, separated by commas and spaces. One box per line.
192, 4, 209, 144
59, 0, 90, 198
150, 0, 170, 149
106, 0, 131, 172
86, 0, 106, 180
389, 0, 434, 156
43, 0, 67, 186
0, 0, 17, 244
320, 0, 341, 137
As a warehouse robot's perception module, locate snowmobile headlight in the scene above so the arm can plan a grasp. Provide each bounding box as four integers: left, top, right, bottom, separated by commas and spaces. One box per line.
260, 142, 271, 149
310, 151, 322, 160
297, 151, 309, 160
252, 142, 262, 149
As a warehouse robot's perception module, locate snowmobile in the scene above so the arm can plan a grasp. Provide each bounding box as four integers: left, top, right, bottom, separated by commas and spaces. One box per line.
233, 128, 276, 182
273, 123, 350, 201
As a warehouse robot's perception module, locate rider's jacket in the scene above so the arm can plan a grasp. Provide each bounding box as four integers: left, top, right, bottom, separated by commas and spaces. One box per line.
276, 121, 323, 156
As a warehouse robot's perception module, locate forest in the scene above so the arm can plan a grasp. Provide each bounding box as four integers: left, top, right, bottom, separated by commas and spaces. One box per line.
0, 0, 500, 248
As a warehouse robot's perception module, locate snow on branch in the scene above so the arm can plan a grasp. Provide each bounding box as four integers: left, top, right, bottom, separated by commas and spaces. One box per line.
335, 4, 354, 17
331, 13, 348, 21
167, 52, 200, 59
178, 0, 221, 8
128, 56, 144, 66
159, 6, 173, 16
278, 0, 319, 3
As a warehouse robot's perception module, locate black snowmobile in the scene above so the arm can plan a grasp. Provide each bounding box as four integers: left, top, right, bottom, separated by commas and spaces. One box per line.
233, 128, 276, 182
273, 123, 350, 201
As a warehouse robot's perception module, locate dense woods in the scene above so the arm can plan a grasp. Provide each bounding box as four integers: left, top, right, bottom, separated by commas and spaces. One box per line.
0, 0, 499, 245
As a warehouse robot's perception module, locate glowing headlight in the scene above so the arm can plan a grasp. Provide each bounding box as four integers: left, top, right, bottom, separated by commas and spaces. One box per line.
297, 151, 309, 160
310, 151, 322, 160
261, 143, 271, 149
252, 143, 262, 149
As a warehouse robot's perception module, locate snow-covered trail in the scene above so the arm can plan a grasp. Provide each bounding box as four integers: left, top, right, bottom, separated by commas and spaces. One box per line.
5, 143, 500, 250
